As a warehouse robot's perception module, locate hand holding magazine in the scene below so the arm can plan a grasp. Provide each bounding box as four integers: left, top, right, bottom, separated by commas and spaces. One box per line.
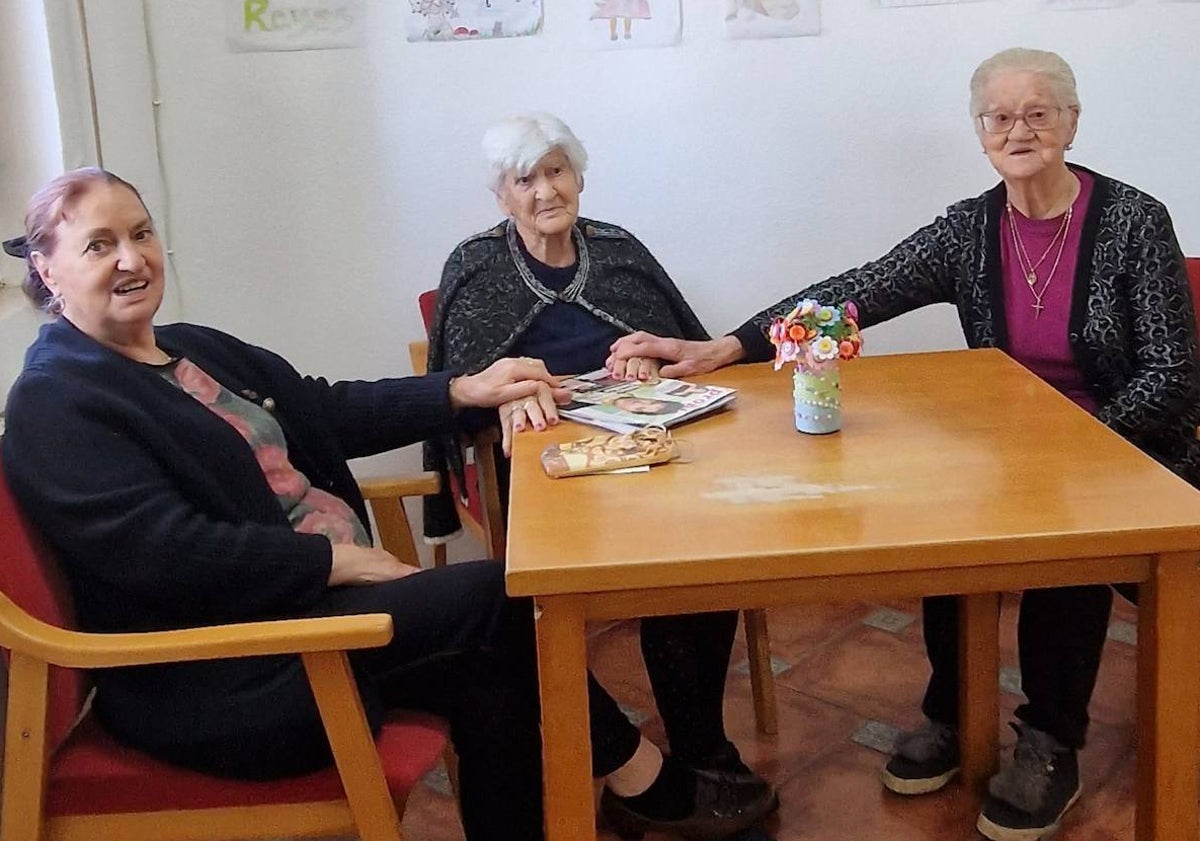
557, 369, 736, 434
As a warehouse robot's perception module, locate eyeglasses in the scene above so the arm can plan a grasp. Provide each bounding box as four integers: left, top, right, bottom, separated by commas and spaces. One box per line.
977, 106, 1063, 134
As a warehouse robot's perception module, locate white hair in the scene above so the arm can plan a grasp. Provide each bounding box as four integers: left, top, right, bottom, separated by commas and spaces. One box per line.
482, 112, 588, 194
969, 48, 1082, 117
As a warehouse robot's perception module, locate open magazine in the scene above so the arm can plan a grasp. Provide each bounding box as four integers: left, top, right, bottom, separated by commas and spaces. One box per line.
557, 369, 737, 434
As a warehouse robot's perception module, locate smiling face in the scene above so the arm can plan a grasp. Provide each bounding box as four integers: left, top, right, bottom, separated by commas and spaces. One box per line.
495, 148, 582, 245
30, 181, 164, 346
976, 70, 1078, 187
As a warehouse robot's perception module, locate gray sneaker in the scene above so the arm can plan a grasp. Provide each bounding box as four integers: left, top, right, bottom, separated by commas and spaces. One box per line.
976, 723, 1081, 841
880, 720, 960, 795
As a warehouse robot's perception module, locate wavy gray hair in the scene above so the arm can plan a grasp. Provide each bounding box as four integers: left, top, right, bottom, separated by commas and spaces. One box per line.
969, 48, 1082, 118
482, 112, 588, 194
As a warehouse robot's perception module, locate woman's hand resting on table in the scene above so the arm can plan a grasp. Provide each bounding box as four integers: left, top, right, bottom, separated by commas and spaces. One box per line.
607, 333, 745, 379
328, 544, 422, 586
605, 354, 661, 383
500, 381, 564, 456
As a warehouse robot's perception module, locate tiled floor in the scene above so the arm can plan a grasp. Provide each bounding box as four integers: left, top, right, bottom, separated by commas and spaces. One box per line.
400, 593, 1141, 840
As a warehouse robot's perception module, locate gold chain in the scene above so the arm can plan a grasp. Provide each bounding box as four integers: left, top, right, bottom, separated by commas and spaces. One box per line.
1006, 202, 1073, 319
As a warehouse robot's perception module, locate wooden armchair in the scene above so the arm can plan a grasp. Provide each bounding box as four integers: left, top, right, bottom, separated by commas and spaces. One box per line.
0, 457, 450, 841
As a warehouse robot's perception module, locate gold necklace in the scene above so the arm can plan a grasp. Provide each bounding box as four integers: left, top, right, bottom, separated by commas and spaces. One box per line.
1006, 203, 1073, 319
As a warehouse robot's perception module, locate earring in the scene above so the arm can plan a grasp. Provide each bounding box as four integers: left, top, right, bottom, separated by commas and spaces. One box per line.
1064, 143, 1073, 151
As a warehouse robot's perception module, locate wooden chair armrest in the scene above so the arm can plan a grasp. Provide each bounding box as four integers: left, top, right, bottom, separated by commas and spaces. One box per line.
357, 471, 440, 500
0, 592, 392, 669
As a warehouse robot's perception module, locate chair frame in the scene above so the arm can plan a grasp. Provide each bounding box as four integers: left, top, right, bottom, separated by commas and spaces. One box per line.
0, 473, 449, 841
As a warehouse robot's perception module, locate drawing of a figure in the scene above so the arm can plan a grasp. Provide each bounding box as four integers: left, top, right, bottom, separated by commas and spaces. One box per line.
724, 0, 800, 20
590, 0, 651, 40
409, 0, 459, 40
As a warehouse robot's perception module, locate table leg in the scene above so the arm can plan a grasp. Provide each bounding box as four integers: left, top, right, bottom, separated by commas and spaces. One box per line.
1136, 552, 1200, 841
534, 596, 596, 841
958, 592, 1000, 794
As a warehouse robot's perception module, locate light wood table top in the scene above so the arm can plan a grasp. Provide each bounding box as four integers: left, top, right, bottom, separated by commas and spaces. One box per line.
506, 349, 1200, 841
510, 349, 1200, 594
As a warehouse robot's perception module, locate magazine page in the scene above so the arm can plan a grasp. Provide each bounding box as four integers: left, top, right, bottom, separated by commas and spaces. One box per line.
558, 370, 736, 433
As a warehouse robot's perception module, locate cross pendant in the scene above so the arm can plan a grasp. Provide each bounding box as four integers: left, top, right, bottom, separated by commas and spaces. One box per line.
1032, 300, 1044, 318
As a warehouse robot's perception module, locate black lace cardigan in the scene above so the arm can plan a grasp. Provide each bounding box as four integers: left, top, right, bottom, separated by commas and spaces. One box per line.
423, 217, 710, 541
731, 164, 1200, 487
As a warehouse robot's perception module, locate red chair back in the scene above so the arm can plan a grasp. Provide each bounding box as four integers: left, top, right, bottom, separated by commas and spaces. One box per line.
0, 456, 90, 754
418, 289, 490, 528
1186, 257, 1200, 334
418, 289, 438, 333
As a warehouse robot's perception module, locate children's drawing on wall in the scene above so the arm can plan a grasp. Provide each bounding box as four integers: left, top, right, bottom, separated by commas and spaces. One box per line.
581, 0, 680, 49
226, 0, 366, 52
723, 0, 820, 39
403, 0, 542, 42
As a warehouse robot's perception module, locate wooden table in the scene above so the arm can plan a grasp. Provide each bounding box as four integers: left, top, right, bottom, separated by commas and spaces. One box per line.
506, 349, 1200, 841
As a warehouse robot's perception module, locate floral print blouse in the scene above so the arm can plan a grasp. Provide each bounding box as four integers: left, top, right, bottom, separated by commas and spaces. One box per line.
160, 358, 370, 547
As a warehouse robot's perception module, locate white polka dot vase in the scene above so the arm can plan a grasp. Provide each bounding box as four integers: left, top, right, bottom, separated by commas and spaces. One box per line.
793, 360, 841, 434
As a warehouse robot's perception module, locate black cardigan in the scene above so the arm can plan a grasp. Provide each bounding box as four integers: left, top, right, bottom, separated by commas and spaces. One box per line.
2, 318, 456, 753
732, 165, 1200, 487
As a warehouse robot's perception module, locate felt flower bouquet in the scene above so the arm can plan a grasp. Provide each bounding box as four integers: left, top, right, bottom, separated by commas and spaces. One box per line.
767, 299, 863, 370
766, 299, 863, 434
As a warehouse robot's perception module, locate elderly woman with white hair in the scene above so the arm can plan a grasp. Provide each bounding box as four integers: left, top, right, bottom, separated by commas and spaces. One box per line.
609, 47, 1198, 840
423, 112, 777, 838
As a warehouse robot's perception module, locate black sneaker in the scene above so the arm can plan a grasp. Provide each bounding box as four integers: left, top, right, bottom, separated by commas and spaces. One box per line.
976, 722, 1081, 841
600, 761, 776, 841
880, 720, 960, 795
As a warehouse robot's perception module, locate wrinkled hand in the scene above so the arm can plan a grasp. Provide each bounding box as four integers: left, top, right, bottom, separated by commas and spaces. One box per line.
328, 544, 421, 587
449, 356, 570, 410
607, 333, 745, 379
499, 382, 563, 456
607, 354, 661, 383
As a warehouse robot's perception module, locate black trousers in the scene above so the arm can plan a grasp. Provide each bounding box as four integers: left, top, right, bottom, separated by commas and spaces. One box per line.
328, 561, 648, 840
147, 562, 645, 841
919, 585, 1116, 749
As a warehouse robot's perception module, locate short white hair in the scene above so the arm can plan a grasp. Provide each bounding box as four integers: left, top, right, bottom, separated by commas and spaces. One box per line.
969, 48, 1082, 117
482, 112, 588, 194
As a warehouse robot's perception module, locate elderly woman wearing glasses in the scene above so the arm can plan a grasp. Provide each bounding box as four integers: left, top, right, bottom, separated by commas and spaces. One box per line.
609, 47, 1198, 841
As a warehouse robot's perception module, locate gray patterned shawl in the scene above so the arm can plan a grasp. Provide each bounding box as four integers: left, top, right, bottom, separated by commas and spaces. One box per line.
423, 217, 710, 541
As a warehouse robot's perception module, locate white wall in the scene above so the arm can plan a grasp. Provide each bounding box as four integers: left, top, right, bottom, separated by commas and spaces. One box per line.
0, 0, 62, 409
6, 0, 1200, 413
71, 0, 1199, 388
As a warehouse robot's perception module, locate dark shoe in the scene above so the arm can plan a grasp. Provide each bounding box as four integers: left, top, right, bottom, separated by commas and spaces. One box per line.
881, 720, 960, 795
693, 741, 780, 815
600, 764, 776, 841
976, 723, 1081, 841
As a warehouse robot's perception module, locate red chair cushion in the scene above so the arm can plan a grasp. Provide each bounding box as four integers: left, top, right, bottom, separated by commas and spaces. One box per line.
0, 459, 89, 755
48, 710, 449, 815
